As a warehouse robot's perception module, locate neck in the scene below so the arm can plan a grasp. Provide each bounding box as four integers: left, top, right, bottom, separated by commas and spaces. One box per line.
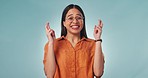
66, 33, 81, 44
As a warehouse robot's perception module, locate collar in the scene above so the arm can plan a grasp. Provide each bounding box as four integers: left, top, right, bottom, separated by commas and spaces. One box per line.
57, 36, 91, 42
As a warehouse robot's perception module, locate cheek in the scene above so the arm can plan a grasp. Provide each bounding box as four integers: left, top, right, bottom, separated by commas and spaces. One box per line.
64, 23, 71, 28
63, 21, 69, 28
80, 22, 84, 28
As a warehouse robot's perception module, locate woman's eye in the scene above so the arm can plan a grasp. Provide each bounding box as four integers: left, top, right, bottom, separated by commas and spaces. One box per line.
76, 17, 83, 21
68, 17, 73, 20
77, 17, 82, 20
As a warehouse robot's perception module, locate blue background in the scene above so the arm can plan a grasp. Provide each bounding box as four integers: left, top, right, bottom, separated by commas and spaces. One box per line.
0, 0, 148, 78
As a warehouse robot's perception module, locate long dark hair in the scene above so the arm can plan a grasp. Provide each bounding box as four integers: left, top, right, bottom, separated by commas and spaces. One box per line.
61, 4, 87, 38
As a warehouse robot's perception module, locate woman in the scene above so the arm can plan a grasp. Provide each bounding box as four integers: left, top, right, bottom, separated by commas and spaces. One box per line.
43, 4, 105, 78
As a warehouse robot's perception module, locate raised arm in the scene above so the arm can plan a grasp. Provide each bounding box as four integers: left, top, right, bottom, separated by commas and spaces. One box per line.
44, 22, 56, 78
93, 20, 105, 77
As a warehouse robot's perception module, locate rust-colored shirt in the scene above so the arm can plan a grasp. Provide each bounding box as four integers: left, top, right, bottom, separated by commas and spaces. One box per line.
43, 36, 96, 78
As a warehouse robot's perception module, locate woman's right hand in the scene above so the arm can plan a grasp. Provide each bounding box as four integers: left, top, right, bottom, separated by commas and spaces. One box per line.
45, 22, 56, 44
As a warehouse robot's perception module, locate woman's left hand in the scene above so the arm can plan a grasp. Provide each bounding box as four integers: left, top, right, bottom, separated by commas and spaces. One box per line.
93, 19, 103, 40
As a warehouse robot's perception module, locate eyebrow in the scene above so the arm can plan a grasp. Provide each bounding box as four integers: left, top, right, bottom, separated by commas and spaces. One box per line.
67, 14, 82, 17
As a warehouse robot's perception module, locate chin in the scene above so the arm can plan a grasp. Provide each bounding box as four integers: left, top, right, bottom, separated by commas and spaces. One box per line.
68, 30, 81, 35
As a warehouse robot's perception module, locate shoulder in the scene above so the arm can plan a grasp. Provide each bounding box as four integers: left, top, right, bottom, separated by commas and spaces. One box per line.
84, 38, 95, 44
44, 42, 48, 50
86, 38, 96, 50
44, 38, 63, 46
82, 38, 95, 50
85, 38, 95, 42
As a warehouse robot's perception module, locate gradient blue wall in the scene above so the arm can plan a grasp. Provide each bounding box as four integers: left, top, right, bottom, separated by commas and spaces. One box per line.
0, 0, 148, 78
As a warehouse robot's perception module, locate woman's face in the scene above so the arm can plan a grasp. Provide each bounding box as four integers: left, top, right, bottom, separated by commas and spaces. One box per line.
63, 8, 84, 35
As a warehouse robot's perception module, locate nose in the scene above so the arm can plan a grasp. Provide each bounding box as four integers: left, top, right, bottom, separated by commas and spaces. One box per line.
72, 18, 78, 24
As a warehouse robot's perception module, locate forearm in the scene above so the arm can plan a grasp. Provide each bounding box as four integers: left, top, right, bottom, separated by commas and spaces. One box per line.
93, 41, 104, 77
45, 43, 56, 78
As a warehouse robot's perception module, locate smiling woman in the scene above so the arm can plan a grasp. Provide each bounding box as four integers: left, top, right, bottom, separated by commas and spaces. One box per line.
43, 4, 105, 78
63, 8, 84, 40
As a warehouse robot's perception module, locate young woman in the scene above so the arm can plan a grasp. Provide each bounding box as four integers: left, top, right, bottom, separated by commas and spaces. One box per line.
43, 4, 105, 78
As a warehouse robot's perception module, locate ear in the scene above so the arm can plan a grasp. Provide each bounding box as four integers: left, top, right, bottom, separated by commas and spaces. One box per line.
63, 21, 66, 27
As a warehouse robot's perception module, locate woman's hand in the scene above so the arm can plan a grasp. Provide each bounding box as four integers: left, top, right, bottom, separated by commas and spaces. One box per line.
45, 22, 56, 43
93, 20, 103, 40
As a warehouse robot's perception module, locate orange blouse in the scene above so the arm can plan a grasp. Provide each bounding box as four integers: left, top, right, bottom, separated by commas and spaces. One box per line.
43, 36, 97, 78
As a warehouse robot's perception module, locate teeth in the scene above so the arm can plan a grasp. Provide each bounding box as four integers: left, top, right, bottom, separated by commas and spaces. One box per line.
71, 26, 79, 29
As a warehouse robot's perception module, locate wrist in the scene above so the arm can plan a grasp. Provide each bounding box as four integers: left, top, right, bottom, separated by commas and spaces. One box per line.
95, 39, 102, 42
48, 42, 54, 46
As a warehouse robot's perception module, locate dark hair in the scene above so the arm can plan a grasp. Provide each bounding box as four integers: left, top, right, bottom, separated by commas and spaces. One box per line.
61, 4, 87, 38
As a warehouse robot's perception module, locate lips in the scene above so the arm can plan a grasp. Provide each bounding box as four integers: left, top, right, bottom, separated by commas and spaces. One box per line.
70, 25, 80, 29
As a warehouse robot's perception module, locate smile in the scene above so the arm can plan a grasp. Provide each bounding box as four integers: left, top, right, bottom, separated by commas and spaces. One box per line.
70, 25, 80, 29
